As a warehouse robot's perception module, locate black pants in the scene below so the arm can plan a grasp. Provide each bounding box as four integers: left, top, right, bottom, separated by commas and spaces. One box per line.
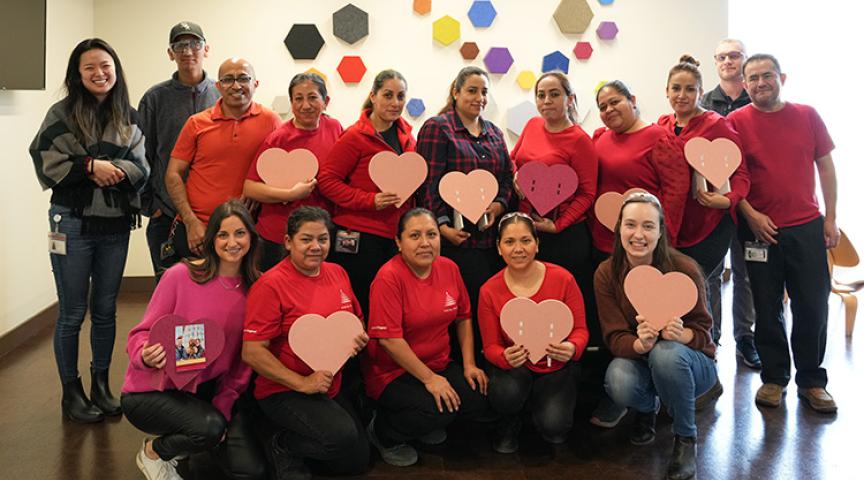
121, 384, 266, 480
328, 227, 398, 318
538, 221, 599, 347
258, 238, 287, 272
487, 362, 580, 441
738, 216, 830, 388
159, 219, 199, 273
680, 214, 734, 279
258, 391, 370, 475
145, 214, 173, 282
376, 362, 487, 444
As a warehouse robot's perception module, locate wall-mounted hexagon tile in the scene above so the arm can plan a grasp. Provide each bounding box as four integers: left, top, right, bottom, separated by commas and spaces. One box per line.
573, 41, 593, 60
596, 21, 619, 40
284, 24, 325, 60
542, 51, 570, 74
333, 4, 369, 44
553, 0, 593, 34
414, 0, 431, 15
460, 42, 480, 60
272, 95, 292, 115
337, 56, 366, 84
407, 98, 426, 117
484, 47, 514, 74
507, 100, 537, 136
305, 67, 328, 83
598, 0, 614, 5
516, 71, 536, 90
468, 1, 497, 28
433, 15, 460, 46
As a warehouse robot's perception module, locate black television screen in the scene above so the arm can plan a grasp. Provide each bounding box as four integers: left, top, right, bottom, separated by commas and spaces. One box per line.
0, 0, 47, 90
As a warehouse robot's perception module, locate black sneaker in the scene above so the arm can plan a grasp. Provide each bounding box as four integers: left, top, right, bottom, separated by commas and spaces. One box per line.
267, 434, 310, 480
629, 411, 656, 446
736, 340, 762, 370
491, 416, 522, 454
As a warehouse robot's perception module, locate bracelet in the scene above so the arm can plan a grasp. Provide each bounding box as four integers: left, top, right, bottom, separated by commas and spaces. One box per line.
85, 156, 93, 175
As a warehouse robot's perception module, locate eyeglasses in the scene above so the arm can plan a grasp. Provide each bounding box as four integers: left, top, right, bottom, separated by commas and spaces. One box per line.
497, 211, 533, 229
714, 51, 744, 62
170, 39, 205, 53
218, 75, 253, 88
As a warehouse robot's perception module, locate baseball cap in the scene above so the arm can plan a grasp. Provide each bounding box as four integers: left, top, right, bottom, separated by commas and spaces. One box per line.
169, 21, 205, 43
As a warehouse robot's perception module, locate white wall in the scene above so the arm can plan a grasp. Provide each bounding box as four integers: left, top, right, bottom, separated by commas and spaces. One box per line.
2, 0, 728, 335
0, 0, 94, 337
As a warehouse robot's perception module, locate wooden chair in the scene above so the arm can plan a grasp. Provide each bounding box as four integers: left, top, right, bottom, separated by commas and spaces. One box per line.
827, 229, 864, 336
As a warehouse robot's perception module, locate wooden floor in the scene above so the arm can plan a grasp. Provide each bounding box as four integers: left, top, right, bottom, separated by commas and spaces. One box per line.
0, 286, 861, 480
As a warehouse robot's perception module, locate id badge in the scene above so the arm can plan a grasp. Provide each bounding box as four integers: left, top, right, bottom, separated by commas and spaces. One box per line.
334, 229, 360, 254
744, 241, 769, 263
49, 213, 67, 255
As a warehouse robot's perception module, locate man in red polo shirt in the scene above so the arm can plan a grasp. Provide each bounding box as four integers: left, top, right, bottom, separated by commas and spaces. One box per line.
164, 57, 281, 260
729, 54, 839, 414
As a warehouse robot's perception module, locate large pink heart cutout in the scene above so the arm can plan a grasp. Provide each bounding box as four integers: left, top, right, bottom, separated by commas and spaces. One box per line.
288, 311, 365, 373
149, 314, 225, 391
623, 265, 698, 330
499, 298, 574, 364
516, 162, 579, 217
256, 148, 319, 189
684, 137, 741, 190
593, 188, 649, 231
368, 151, 428, 208
439, 169, 499, 224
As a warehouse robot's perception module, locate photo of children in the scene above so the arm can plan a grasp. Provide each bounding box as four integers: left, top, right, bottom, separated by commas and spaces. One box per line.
175, 324, 207, 371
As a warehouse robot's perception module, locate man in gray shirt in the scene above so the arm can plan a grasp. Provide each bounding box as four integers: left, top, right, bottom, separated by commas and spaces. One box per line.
138, 21, 219, 280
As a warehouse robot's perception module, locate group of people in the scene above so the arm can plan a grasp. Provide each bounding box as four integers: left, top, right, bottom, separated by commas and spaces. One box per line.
28, 18, 839, 480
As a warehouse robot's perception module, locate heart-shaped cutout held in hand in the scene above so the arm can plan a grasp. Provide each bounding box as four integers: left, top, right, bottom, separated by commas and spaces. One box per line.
149, 314, 225, 391
499, 298, 574, 364
516, 161, 580, 217
623, 265, 698, 331
684, 137, 741, 190
368, 151, 428, 208
256, 148, 319, 189
439, 169, 499, 224
288, 311, 365, 373
593, 187, 649, 231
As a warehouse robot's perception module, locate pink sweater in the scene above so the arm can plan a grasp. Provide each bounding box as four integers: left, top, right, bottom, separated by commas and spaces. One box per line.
122, 263, 251, 421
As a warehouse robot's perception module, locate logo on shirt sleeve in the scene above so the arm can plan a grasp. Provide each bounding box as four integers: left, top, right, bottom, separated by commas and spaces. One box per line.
443, 290, 458, 313
339, 289, 353, 310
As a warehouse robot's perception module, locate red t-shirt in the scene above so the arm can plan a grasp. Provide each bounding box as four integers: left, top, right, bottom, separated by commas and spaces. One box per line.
362, 255, 471, 400
246, 116, 344, 243
589, 124, 690, 252
243, 260, 362, 399
657, 111, 750, 247
478, 262, 589, 373
172, 99, 282, 223
510, 116, 598, 231
728, 103, 834, 228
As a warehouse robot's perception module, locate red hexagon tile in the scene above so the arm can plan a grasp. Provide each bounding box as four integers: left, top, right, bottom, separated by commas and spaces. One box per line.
337, 56, 366, 84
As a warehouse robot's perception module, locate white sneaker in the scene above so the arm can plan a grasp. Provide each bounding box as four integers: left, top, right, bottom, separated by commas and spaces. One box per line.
136, 438, 184, 480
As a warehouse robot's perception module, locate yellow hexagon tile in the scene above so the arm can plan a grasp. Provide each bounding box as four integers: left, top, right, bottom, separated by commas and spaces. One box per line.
433, 15, 460, 46
516, 70, 536, 90
305, 67, 328, 83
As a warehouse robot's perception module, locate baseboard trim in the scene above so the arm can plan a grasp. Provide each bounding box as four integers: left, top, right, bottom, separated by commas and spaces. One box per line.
120, 275, 156, 294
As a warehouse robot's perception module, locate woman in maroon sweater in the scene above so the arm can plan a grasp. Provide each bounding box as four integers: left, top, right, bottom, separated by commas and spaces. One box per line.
318, 69, 417, 316
593, 192, 719, 480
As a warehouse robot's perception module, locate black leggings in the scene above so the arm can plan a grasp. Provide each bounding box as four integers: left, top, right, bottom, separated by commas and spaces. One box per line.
376, 362, 487, 445
258, 391, 370, 475
121, 386, 266, 480
487, 362, 580, 440
679, 214, 734, 279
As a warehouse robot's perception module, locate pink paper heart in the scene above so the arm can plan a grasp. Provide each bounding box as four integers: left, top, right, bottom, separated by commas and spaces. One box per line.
149, 314, 225, 391
288, 311, 365, 373
593, 188, 649, 231
439, 169, 499, 224
256, 148, 319, 189
368, 151, 428, 208
516, 162, 579, 217
684, 137, 741, 190
499, 298, 574, 364
623, 265, 698, 330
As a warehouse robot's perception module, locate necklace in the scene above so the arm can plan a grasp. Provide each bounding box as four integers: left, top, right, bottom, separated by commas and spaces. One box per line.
217, 276, 241, 290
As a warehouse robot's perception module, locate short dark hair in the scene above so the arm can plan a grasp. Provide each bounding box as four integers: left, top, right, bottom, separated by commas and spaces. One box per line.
286, 206, 334, 237
743, 53, 782, 76
396, 208, 436, 238
288, 72, 327, 98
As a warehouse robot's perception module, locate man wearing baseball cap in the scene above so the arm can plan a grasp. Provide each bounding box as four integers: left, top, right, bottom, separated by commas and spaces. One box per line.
138, 21, 220, 281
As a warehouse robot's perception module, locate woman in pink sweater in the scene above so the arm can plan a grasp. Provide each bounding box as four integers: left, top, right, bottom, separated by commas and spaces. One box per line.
121, 200, 265, 480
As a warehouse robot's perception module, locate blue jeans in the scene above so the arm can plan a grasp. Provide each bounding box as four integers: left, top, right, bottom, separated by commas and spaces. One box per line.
49, 205, 129, 383
605, 341, 717, 437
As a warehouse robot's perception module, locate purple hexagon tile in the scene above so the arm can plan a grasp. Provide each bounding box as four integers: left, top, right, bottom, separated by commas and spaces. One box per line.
542, 50, 569, 74
407, 98, 426, 117
484, 47, 514, 74
468, 0, 497, 28
597, 21, 619, 40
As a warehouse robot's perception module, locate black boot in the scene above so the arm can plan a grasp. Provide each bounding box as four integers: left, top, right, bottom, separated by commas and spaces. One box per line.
666, 434, 697, 480
491, 415, 522, 454
629, 411, 656, 445
61, 377, 104, 423
90, 368, 122, 416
